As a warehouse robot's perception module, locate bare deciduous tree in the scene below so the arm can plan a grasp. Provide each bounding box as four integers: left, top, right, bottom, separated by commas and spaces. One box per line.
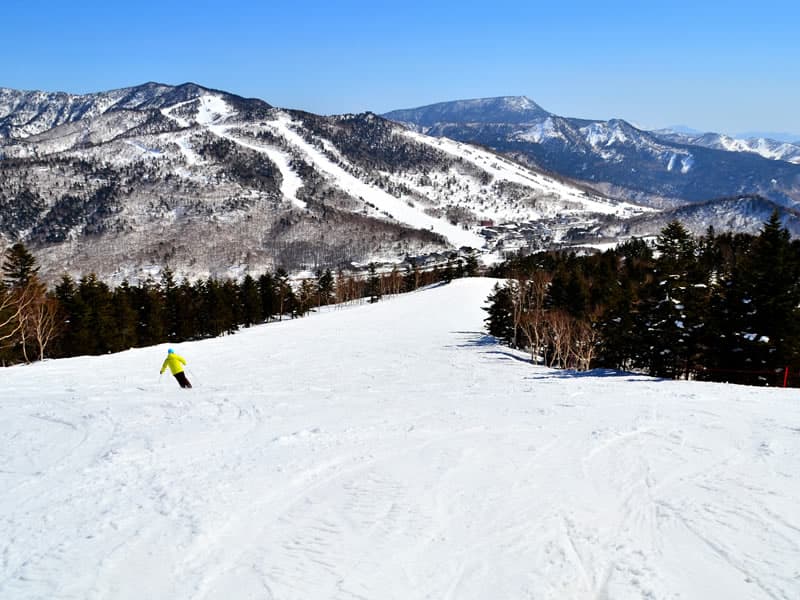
0, 285, 36, 354
572, 312, 602, 371
546, 309, 575, 369
516, 271, 551, 364
25, 294, 64, 361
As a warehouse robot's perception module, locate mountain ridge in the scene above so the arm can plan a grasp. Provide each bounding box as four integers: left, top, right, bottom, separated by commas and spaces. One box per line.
383, 96, 800, 207
1, 83, 646, 283
3, 83, 800, 284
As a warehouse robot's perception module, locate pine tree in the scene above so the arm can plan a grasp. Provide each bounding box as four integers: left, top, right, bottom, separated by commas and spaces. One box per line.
134, 278, 165, 347
275, 268, 292, 319
54, 275, 88, 357
636, 221, 707, 378
161, 267, 180, 342
315, 268, 335, 307
112, 281, 139, 351
203, 278, 237, 336
366, 263, 381, 303
78, 274, 116, 354
2, 242, 39, 288
464, 253, 479, 277
239, 274, 262, 326
740, 212, 800, 378
258, 272, 276, 321
483, 283, 515, 346
295, 279, 317, 316
0, 243, 48, 362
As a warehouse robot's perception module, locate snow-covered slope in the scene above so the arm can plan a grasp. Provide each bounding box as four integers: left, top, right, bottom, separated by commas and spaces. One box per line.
2, 278, 799, 599
653, 129, 800, 165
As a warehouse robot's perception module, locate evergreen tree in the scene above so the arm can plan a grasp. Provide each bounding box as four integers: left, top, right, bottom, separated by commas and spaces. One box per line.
174, 280, 200, 341
2, 242, 39, 288
464, 253, 479, 277
239, 274, 262, 327
54, 274, 92, 357
547, 263, 589, 319
295, 279, 317, 316
366, 263, 381, 303
78, 274, 116, 354
274, 268, 292, 319
222, 280, 242, 332
112, 281, 139, 351
740, 212, 800, 377
203, 278, 237, 336
597, 276, 639, 371
636, 221, 703, 378
161, 267, 180, 342
134, 278, 165, 347
258, 272, 276, 321
315, 268, 335, 307
483, 283, 515, 346
1, 243, 49, 362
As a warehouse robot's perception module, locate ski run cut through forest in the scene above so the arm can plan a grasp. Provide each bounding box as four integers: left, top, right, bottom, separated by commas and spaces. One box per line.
2, 278, 800, 599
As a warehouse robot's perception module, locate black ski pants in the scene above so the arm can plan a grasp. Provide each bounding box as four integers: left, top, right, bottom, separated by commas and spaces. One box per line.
174, 371, 192, 388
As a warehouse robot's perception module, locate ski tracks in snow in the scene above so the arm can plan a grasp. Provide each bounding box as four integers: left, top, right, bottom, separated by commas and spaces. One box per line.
3, 280, 800, 599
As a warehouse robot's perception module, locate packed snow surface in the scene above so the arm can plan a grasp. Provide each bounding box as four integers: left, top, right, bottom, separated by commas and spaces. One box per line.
2, 278, 800, 599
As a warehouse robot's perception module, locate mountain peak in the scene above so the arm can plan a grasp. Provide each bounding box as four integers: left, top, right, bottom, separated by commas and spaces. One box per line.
495, 95, 543, 111
383, 95, 550, 128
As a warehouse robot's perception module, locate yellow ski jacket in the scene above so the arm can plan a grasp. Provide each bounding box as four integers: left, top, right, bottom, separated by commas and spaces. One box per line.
160, 353, 187, 375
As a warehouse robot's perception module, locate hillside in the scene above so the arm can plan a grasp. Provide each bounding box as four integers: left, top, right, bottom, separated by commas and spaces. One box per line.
0, 84, 641, 283
2, 278, 799, 599
384, 96, 800, 209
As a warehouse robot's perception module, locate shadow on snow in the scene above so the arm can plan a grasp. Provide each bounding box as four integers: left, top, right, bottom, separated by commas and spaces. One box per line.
452, 331, 656, 382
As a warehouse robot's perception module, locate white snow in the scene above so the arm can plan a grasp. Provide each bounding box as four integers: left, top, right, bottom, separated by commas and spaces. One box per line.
267, 113, 485, 248
160, 105, 190, 129
516, 117, 561, 144
210, 125, 307, 210
2, 278, 800, 599
195, 95, 233, 126
402, 130, 648, 218
159, 94, 233, 128
174, 135, 201, 166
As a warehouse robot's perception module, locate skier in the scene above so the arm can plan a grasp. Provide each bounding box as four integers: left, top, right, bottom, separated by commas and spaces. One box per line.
160, 348, 192, 388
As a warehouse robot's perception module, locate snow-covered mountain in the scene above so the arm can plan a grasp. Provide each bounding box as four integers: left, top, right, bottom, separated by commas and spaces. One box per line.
652, 129, 800, 165
0, 84, 644, 283
0, 83, 271, 140
384, 97, 800, 209
382, 95, 550, 126
3, 278, 800, 599
582, 194, 800, 242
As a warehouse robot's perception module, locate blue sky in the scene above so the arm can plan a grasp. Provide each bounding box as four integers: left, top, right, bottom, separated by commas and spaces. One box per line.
4, 0, 799, 136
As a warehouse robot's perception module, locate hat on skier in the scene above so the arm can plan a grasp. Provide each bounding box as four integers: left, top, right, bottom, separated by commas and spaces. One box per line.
167, 348, 174, 354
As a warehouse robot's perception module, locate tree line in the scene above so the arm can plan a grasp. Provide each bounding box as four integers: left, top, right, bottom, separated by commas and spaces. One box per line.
484, 213, 800, 386
0, 245, 479, 365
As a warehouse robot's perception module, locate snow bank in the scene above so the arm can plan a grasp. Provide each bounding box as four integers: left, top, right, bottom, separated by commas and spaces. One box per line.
2, 278, 799, 599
